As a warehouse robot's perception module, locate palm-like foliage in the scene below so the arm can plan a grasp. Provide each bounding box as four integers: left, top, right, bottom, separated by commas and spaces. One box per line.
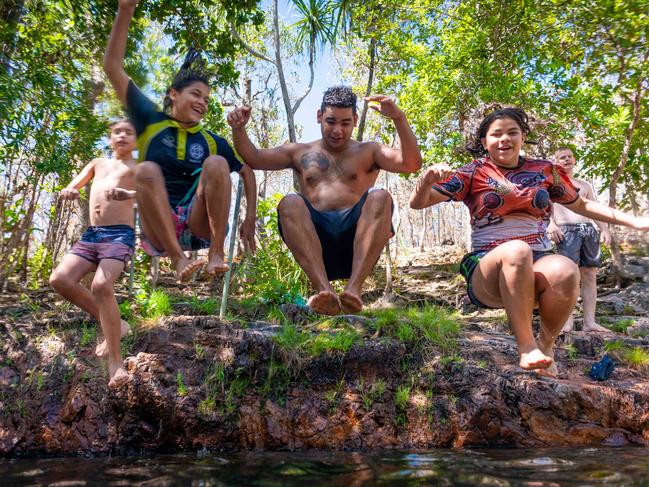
291, 0, 336, 57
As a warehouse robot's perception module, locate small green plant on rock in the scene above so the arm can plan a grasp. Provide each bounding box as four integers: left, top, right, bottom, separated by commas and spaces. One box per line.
307, 329, 357, 356
360, 377, 386, 410
608, 318, 636, 334
79, 322, 97, 348
603, 340, 649, 371
394, 384, 411, 426
189, 296, 218, 315
144, 290, 172, 318
566, 344, 578, 361
176, 371, 188, 397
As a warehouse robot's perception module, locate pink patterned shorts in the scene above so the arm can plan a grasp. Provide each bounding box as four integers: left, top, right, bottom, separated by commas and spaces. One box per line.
140, 204, 211, 257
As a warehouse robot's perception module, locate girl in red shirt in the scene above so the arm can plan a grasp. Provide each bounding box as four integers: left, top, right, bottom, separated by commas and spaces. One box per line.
410, 107, 649, 375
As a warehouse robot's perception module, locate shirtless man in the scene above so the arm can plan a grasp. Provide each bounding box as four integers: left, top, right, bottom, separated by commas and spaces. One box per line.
228, 86, 422, 315
49, 119, 137, 388
548, 147, 611, 333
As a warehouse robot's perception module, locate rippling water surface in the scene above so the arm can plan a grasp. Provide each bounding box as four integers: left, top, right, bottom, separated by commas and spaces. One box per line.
2, 447, 648, 486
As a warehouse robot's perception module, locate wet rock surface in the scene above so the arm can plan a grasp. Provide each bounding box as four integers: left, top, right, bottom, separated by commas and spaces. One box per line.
1, 254, 648, 456
1, 314, 648, 456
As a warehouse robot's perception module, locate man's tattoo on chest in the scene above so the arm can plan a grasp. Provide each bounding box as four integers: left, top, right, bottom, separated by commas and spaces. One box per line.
301, 151, 331, 171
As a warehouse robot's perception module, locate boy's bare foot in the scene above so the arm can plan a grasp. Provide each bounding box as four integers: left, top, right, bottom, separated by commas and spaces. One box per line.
108, 364, 130, 389
583, 322, 613, 333
339, 290, 363, 314
519, 349, 554, 370
534, 362, 559, 377
95, 319, 130, 358
206, 254, 229, 276
308, 291, 341, 316
561, 316, 574, 333
533, 337, 558, 376
176, 257, 205, 282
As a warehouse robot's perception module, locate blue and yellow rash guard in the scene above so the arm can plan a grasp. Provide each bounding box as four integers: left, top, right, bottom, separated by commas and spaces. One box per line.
125, 80, 243, 208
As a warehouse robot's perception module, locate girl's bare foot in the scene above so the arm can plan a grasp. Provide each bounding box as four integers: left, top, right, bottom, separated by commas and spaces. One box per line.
308, 291, 341, 316
519, 349, 554, 370
339, 290, 363, 314
176, 257, 205, 282
95, 319, 130, 358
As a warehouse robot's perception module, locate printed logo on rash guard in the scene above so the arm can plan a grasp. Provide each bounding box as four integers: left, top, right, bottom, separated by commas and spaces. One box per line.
486, 176, 514, 195
188, 143, 205, 162
483, 192, 504, 210
162, 135, 176, 149
442, 174, 465, 194
532, 188, 550, 209
508, 171, 545, 188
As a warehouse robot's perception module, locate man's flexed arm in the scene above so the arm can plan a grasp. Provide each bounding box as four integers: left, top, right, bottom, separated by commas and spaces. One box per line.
103, 0, 139, 104
227, 106, 298, 171
366, 95, 423, 174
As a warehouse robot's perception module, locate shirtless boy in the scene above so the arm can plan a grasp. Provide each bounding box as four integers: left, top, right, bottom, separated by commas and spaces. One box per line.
228, 87, 422, 315
548, 147, 611, 333
49, 119, 137, 388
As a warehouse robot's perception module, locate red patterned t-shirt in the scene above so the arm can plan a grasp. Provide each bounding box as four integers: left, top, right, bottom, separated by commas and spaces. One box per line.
432, 156, 579, 252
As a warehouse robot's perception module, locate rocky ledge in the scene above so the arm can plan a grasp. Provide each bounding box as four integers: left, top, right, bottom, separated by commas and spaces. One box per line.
1, 307, 648, 456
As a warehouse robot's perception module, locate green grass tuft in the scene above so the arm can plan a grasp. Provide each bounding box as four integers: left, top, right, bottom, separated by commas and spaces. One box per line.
189, 296, 219, 315
144, 290, 172, 318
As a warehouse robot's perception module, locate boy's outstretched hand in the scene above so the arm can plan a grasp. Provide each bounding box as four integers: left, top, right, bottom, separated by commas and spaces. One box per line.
60, 187, 80, 200
105, 188, 136, 201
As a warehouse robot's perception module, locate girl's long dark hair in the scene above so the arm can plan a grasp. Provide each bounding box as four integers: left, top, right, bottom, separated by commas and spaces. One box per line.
466, 107, 531, 157
163, 48, 210, 113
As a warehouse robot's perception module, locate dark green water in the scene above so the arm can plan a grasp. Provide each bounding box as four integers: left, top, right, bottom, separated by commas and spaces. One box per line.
2, 447, 648, 486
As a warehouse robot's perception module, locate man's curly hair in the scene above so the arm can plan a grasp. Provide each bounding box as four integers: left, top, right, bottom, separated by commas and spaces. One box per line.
321, 86, 357, 115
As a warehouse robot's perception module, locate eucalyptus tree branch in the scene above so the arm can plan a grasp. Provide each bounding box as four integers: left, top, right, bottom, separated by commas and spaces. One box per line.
229, 22, 275, 64
291, 41, 316, 115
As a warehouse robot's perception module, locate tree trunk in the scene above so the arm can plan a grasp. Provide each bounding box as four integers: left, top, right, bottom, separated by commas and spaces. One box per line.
357, 38, 377, 142
0, 0, 25, 73
607, 86, 645, 285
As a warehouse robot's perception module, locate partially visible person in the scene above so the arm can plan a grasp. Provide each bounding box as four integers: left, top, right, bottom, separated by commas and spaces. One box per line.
228, 86, 422, 315
49, 119, 137, 388
103, 0, 257, 281
410, 107, 649, 376
548, 147, 611, 333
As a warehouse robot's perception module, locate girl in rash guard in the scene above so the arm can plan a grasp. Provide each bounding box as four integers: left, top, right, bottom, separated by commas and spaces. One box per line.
409, 107, 649, 375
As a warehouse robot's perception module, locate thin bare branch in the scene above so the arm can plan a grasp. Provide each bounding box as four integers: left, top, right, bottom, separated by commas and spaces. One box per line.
229, 22, 275, 64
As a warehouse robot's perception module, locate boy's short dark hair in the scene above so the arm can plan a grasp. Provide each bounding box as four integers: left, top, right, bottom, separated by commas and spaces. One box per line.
321, 86, 357, 115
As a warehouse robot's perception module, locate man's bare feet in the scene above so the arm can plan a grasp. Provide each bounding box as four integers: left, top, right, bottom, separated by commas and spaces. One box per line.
206, 254, 229, 276
176, 257, 205, 282
339, 290, 363, 314
308, 290, 341, 316
108, 364, 129, 388
519, 348, 554, 370
583, 322, 613, 333
95, 319, 130, 358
